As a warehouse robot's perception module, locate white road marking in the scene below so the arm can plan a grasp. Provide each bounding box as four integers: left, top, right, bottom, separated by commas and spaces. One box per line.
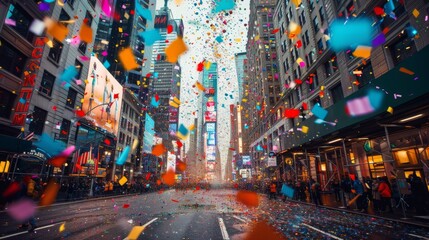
301, 223, 343, 240
0, 222, 64, 239
142, 218, 158, 228
232, 215, 247, 223
218, 218, 230, 240
408, 233, 429, 240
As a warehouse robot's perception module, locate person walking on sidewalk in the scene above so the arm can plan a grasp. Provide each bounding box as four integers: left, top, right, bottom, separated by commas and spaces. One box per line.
372, 178, 381, 213
311, 180, 322, 207
352, 178, 367, 213
17, 176, 38, 232
378, 176, 393, 213
409, 174, 428, 215
269, 182, 277, 200
332, 179, 341, 202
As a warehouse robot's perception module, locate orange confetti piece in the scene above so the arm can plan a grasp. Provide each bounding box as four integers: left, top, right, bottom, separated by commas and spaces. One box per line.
79, 23, 93, 43
156, 179, 162, 185
39, 179, 60, 206
177, 160, 187, 172
195, 81, 205, 91
152, 144, 166, 157
165, 37, 188, 63
118, 47, 139, 71
45, 18, 69, 42
399, 67, 414, 75
127, 226, 145, 240
236, 190, 259, 208
162, 169, 176, 186
244, 221, 287, 240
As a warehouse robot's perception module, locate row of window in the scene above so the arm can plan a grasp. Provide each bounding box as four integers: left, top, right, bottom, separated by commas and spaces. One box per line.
26, 106, 71, 143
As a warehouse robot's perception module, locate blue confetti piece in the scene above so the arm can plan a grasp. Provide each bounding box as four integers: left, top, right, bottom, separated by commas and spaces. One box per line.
178, 124, 189, 136
329, 18, 374, 52
136, 0, 152, 21
34, 133, 66, 156
59, 66, 78, 83
213, 0, 236, 13
368, 88, 384, 109
103, 60, 110, 69
19, 98, 26, 104
256, 145, 263, 151
215, 35, 223, 43
139, 29, 162, 46
281, 184, 295, 198
116, 146, 130, 166
311, 103, 328, 120
153, 72, 159, 78
151, 97, 159, 107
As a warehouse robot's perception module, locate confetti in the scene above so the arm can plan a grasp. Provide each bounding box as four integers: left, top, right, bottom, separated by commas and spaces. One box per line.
399, 67, 414, 75
39, 179, 60, 206
236, 190, 259, 207
118, 47, 139, 71
126, 226, 145, 240
79, 23, 93, 43
152, 144, 166, 157
119, 176, 128, 186
329, 18, 373, 51
162, 170, 176, 186
353, 45, 372, 58
6, 199, 36, 221
165, 37, 188, 63
116, 146, 130, 166
59, 223, 65, 232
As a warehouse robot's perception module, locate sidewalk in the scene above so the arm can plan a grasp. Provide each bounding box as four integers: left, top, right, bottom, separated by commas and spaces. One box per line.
287, 191, 429, 228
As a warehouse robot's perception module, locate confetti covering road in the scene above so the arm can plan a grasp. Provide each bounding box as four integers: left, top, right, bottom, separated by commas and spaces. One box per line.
1, 189, 428, 240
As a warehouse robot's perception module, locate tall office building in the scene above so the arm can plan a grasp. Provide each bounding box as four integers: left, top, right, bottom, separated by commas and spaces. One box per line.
196, 63, 219, 181
234, 52, 248, 103
106, 0, 155, 94
149, 3, 183, 153
244, 0, 280, 176
245, 0, 429, 187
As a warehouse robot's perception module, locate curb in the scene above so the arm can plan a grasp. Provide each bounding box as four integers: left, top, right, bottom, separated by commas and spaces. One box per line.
283, 198, 429, 229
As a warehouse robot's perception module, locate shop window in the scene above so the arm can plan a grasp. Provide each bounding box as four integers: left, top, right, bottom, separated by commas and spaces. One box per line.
393, 149, 418, 165
0, 87, 16, 119
65, 88, 77, 108
0, 38, 27, 77
39, 70, 56, 96
368, 155, 386, 179
48, 39, 63, 63
29, 106, 48, 135
59, 9, 71, 26
5, 4, 34, 42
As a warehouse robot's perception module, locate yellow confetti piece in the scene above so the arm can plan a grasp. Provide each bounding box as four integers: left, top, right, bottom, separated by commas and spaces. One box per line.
254, 35, 260, 41
188, 124, 195, 131
119, 176, 128, 186
235, 38, 241, 43
59, 223, 65, 232
127, 226, 145, 240
291, 0, 302, 6
301, 126, 309, 134
204, 61, 211, 70
387, 106, 393, 114
412, 9, 420, 18
132, 139, 139, 150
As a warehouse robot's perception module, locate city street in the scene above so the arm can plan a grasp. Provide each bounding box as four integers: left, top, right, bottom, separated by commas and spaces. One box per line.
1, 189, 428, 240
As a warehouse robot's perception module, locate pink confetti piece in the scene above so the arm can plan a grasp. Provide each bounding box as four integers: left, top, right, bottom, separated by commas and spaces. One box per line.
6, 199, 37, 221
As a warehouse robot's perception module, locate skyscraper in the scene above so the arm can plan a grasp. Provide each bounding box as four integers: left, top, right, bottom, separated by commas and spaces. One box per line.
234, 52, 248, 103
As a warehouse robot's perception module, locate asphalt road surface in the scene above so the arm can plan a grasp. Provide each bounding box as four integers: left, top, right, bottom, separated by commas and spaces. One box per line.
1, 189, 428, 240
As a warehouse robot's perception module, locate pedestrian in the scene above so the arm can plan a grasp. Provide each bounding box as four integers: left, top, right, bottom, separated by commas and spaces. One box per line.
17, 176, 37, 232
332, 179, 341, 202
372, 178, 381, 213
269, 182, 277, 200
378, 176, 393, 213
341, 175, 353, 203
311, 180, 322, 206
409, 174, 428, 215
352, 178, 367, 213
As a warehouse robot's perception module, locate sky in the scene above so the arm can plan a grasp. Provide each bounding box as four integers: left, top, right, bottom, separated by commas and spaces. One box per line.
155, 0, 250, 170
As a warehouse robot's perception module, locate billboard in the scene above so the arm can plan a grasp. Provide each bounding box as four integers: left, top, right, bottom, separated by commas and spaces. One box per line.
206, 146, 216, 161
167, 152, 176, 172
169, 123, 177, 135
143, 113, 155, 152
242, 155, 251, 166
82, 57, 123, 135
205, 87, 215, 96
206, 101, 215, 112
154, 14, 168, 28
169, 107, 178, 122
206, 123, 215, 132
206, 162, 215, 172
267, 157, 277, 167
205, 111, 217, 122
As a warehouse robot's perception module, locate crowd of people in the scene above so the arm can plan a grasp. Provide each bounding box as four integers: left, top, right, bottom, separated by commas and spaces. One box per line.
259, 174, 429, 216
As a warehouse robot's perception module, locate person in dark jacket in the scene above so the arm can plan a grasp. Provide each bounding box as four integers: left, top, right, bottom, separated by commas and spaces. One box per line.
353, 178, 367, 212
409, 174, 428, 214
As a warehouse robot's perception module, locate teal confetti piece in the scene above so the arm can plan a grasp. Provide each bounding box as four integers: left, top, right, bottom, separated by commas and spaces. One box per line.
59, 66, 78, 83
213, 0, 236, 13
116, 146, 130, 166
103, 60, 110, 69
311, 104, 328, 120
136, 0, 152, 21
139, 29, 162, 46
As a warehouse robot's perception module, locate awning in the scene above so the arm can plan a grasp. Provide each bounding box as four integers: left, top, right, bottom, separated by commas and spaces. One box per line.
0, 134, 32, 153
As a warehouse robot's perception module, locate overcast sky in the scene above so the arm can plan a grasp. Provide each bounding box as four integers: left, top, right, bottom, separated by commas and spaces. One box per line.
154, 0, 250, 172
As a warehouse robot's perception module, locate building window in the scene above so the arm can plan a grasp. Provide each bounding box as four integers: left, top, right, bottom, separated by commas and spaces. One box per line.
75, 60, 83, 79
0, 87, 16, 119
88, 0, 97, 9
312, 96, 322, 108
84, 11, 93, 26
67, 0, 75, 8
65, 88, 77, 108
317, 38, 324, 52
319, 7, 325, 23
356, 61, 374, 89
5, 4, 34, 42
59, 119, 71, 143
309, 72, 319, 90
389, 33, 417, 66
29, 106, 48, 135
330, 84, 344, 104
324, 61, 332, 77
78, 42, 87, 54
48, 39, 63, 63
330, 54, 339, 73
0, 38, 27, 78
59, 9, 71, 26
39, 70, 56, 96
313, 16, 319, 33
